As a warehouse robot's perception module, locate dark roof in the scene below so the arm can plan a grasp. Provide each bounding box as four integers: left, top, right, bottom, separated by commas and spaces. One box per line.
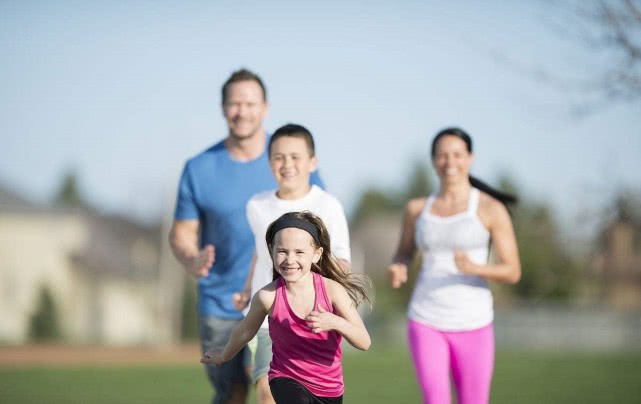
0, 183, 163, 280
71, 211, 162, 280
0, 185, 40, 212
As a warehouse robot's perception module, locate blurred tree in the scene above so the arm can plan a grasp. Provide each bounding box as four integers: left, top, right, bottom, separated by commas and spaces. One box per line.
403, 160, 435, 200
569, 0, 641, 102
351, 159, 435, 315
534, 0, 641, 113
351, 159, 434, 226
611, 189, 641, 224
353, 189, 398, 216
180, 278, 199, 340
53, 169, 84, 207
28, 285, 61, 342
499, 176, 580, 300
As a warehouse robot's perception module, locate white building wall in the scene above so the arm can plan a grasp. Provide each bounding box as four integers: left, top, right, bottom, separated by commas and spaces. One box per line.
0, 212, 87, 343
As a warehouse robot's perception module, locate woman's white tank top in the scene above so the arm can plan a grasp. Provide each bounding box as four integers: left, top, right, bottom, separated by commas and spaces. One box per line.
408, 188, 493, 331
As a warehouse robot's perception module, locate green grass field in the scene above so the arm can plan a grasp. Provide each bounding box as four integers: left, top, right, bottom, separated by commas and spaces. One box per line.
2, 346, 640, 403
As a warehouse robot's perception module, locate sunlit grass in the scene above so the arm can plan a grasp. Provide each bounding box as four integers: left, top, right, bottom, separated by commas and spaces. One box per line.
1, 347, 640, 403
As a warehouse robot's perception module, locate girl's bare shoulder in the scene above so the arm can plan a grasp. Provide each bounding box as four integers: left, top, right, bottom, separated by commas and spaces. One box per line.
256, 281, 278, 307
322, 276, 350, 302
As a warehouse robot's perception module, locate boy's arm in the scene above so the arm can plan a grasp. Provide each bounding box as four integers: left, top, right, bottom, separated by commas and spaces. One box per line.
201, 289, 270, 365
330, 199, 352, 271
306, 280, 371, 351
234, 198, 261, 310
232, 251, 256, 311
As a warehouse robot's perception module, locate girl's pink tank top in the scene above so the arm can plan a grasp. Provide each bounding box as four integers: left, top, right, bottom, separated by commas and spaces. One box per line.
268, 271, 344, 397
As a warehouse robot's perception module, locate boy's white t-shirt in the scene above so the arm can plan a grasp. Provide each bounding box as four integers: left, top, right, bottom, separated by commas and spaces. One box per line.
245, 184, 351, 328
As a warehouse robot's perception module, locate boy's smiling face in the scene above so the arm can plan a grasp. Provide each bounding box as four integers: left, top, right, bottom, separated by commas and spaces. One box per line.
269, 136, 317, 198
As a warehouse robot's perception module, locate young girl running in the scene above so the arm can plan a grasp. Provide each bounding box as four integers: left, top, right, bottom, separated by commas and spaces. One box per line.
201, 211, 371, 404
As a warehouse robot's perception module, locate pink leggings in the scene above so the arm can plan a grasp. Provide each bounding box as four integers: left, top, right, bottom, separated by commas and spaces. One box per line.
407, 320, 494, 404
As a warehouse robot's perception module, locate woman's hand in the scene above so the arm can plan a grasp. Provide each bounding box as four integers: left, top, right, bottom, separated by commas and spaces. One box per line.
454, 251, 478, 275
387, 262, 408, 288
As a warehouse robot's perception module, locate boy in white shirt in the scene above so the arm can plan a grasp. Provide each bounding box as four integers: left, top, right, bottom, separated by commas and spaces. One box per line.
233, 123, 351, 404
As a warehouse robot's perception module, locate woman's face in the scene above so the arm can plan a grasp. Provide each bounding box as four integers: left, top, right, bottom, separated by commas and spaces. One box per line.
432, 135, 473, 184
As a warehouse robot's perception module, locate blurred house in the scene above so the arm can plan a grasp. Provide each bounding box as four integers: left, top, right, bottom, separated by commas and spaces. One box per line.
350, 211, 402, 278
0, 186, 183, 345
591, 207, 641, 308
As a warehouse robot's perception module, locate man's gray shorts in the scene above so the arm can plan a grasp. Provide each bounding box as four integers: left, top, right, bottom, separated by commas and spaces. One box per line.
200, 315, 249, 404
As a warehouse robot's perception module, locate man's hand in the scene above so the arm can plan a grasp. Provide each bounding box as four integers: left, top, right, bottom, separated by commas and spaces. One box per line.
188, 245, 215, 278
387, 262, 408, 288
200, 347, 225, 366
232, 289, 251, 311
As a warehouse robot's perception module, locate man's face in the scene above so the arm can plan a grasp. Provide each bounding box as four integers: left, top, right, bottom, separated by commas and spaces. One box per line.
222, 80, 268, 140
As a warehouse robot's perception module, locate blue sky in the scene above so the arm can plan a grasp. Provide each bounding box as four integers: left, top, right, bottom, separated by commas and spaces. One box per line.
1, 1, 639, 238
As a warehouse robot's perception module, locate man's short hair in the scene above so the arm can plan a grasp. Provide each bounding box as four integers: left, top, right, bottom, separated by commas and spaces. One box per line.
221, 68, 267, 104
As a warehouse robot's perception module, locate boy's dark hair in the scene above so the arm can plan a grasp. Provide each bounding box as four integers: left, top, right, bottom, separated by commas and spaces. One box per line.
221, 68, 267, 104
269, 123, 316, 157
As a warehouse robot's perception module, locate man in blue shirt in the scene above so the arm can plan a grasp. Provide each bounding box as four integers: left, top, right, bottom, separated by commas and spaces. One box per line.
170, 69, 322, 404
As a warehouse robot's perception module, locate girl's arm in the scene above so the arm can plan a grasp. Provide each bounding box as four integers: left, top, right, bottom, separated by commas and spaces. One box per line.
306, 280, 371, 351
201, 288, 270, 365
387, 198, 425, 288
455, 198, 521, 284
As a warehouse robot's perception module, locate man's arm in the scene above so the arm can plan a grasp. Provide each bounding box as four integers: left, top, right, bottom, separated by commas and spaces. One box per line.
169, 219, 215, 278
310, 169, 325, 189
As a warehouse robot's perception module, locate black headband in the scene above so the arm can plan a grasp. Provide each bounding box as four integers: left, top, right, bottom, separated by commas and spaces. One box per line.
268, 216, 321, 246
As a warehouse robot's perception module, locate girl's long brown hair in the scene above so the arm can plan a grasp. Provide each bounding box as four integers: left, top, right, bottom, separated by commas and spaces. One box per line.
266, 211, 371, 308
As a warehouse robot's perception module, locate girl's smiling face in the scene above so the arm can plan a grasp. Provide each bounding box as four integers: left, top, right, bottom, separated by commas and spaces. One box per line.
271, 227, 322, 283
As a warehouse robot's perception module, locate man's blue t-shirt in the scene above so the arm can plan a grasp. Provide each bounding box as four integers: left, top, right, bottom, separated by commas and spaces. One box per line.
174, 139, 324, 318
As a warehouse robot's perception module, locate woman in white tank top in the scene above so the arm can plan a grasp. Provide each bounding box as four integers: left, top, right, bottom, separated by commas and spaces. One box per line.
387, 128, 521, 404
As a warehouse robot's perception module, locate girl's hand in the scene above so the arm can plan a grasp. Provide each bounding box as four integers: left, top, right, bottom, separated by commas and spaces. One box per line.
232, 289, 251, 311
200, 348, 225, 366
454, 251, 478, 275
306, 306, 338, 333
387, 262, 408, 288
